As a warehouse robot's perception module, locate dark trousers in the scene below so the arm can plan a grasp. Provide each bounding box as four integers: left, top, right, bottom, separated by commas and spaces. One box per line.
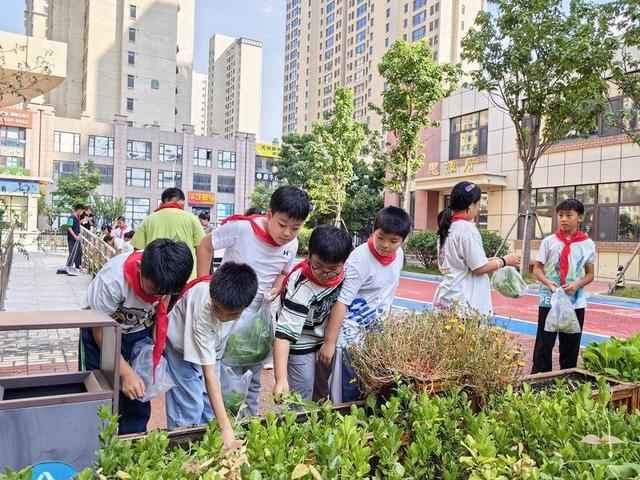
67, 237, 82, 268
531, 307, 585, 374
79, 327, 152, 435
341, 349, 364, 403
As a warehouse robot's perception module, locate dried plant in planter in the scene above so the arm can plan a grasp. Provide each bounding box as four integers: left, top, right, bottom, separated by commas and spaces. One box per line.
348, 306, 525, 398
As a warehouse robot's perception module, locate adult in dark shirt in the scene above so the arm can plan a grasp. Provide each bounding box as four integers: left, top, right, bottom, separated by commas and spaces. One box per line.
80, 206, 95, 231
66, 204, 85, 275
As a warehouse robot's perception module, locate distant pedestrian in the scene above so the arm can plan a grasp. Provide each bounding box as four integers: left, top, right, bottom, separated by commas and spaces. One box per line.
80, 206, 95, 231
131, 188, 204, 280
198, 212, 214, 234
66, 203, 85, 276
112, 216, 131, 240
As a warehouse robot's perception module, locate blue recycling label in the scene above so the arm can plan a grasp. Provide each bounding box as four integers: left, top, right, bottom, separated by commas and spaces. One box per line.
32, 462, 78, 480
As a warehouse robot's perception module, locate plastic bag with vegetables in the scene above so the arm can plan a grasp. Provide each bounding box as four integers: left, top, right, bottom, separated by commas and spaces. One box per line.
222, 300, 274, 367
491, 266, 528, 299
544, 288, 581, 334
219, 363, 252, 416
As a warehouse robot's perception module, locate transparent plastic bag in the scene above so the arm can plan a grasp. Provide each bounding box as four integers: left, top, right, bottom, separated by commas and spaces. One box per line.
219, 363, 252, 415
130, 337, 175, 402
544, 288, 581, 334
222, 300, 274, 367
491, 266, 528, 298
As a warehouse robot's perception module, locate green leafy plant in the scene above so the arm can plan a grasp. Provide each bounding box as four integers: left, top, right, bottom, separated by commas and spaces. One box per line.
405, 231, 438, 269
479, 230, 509, 258
583, 335, 640, 383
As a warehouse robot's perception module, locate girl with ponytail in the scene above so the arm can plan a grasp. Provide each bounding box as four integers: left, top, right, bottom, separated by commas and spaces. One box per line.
433, 181, 520, 315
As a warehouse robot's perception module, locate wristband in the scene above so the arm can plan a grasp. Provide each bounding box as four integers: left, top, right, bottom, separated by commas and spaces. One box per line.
493, 259, 502, 270
499, 256, 507, 267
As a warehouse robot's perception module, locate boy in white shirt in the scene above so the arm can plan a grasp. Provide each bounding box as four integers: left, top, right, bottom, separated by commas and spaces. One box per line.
196, 186, 311, 414
318, 207, 411, 403
273, 225, 353, 401
81, 238, 193, 434
165, 262, 258, 449
112, 216, 131, 239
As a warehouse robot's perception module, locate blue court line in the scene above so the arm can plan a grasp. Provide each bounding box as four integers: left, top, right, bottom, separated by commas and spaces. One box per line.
392, 296, 610, 347
400, 272, 640, 310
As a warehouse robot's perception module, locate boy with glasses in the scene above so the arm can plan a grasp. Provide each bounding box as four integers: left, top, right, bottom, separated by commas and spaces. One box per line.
273, 225, 353, 401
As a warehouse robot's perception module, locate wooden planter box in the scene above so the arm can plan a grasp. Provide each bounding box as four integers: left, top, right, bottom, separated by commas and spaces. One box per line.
521, 368, 640, 414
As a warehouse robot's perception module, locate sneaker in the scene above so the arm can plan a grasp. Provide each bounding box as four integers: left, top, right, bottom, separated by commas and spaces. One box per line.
66, 267, 81, 276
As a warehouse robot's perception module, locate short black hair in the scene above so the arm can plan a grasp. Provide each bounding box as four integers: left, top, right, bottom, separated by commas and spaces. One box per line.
198, 212, 210, 222
103, 235, 113, 243
244, 206, 263, 216
73, 203, 85, 211
117, 216, 126, 222
374, 206, 411, 239
556, 198, 584, 215
124, 230, 135, 240
140, 238, 193, 295
308, 225, 353, 264
161, 187, 185, 203
210, 262, 258, 311
269, 186, 311, 221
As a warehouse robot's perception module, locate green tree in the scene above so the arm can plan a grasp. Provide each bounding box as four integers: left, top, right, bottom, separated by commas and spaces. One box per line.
53, 160, 101, 215
371, 40, 459, 212
272, 132, 318, 187
307, 87, 368, 226
461, 0, 616, 271
92, 196, 126, 229
249, 183, 274, 212
342, 154, 386, 235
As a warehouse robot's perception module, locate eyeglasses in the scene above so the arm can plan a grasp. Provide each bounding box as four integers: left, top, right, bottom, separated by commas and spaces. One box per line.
309, 260, 342, 278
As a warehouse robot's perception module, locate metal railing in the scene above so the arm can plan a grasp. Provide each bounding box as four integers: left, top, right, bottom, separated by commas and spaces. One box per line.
80, 228, 116, 276
0, 227, 16, 311
37, 228, 68, 254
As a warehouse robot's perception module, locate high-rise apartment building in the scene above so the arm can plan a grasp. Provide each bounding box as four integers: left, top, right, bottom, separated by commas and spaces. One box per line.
206, 34, 263, 139
191, 71, 208, 136
282, 0, 483, 135
24, 0, 194, 132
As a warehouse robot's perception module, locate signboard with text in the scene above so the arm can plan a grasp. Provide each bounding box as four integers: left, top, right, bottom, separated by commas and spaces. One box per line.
0, 108, 33, 129
256, 143, 282, 159
188, 191, 215, 206
426, 157, 481, 177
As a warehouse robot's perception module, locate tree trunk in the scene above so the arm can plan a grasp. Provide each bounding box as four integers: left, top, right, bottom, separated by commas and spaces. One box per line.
335, 182, 342, 227
520, 169, 535, 273
401, 152, 411, 212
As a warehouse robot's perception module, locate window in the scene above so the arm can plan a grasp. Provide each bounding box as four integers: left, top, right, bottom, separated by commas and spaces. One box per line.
326, 25, 334, 36
53, 131, 80, 153
413, 11, 426, 25
129, 4, 137, 18
150, 79, 159, 90
449, 110, 488, 159
412, 26, 426, 41
216, 202, 235, 220
599, 96, 638, 136
125, 197, 150, 228
126, 97, 134, 111
327, 1, 335, 12
193, 147, 212, 167
95, 164, 114, 184
88, 136, 114, 157
413, 0, 426, 8
356, 4, 367, 16
127, 140, 151, 161
53, 161, 79, 181
127, 74, 134, 88
158, 170, 182, 189
217, 176, 235, 194
355, 30, 366, 42
218, 150, 236, 169
126, 167, 151, 188
356, 17, 366, 29
128, 28, 136, 42
128, 51, 135, 65
193, 173, 211, 191
159, 143, 183, 163
355, 43, 365, 54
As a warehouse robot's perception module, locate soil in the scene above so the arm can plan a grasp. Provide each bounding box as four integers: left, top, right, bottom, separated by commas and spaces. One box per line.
525, 372, 619, 394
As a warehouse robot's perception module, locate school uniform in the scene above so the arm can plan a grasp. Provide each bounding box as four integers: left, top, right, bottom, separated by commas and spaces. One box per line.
276, 265, 342, 401
80, 252, 158, 434
334, 239, 404, 403
433, 220, 493, 315
532, 231, 596, 373
165, 281, 235, 428
212, 215, 297, 414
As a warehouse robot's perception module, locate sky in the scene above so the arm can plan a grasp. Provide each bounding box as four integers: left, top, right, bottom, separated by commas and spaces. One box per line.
0, 0, 286, 143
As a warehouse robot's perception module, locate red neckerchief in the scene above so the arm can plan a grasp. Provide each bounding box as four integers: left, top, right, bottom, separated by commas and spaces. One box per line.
451, 215, 471, 223
221, 214, 280, 247
114, 225, 127, 238
178, 274, 212, 301
281, 259, 344, 294
155, 202, 184, 212
367, 237, 396, 266
555, 229, 589, 285
123, 252, 166, 382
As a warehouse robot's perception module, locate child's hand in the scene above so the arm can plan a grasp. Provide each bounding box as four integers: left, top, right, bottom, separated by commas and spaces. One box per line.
267, 287, 282, 302
504, 253, 521, 267
273, 379, 290, 396
121, 369, 146, 400
547, 282, 558, 293
318, 343, 335, 368
562, 282, 579, 295
221, 428, 243, 452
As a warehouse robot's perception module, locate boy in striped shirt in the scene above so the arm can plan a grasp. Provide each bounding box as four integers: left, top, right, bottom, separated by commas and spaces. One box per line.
273, 225, 353, 401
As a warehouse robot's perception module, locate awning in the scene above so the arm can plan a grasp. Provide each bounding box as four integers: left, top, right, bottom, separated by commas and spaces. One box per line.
413, 172, 507, 191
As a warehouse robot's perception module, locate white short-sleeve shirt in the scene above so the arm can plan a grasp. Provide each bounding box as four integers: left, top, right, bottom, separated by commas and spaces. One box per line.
337, 242, 404, 347
212, 218, 297, 304
433, 220, 492, 315
167, 282, 235, 365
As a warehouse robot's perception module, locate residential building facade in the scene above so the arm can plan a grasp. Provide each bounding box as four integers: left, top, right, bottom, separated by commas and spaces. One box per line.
191, 71, 208, 136
282, 0, 482, 135
207, 34, 263, 139
24, 0, 194, 132
402, 89, 640, 282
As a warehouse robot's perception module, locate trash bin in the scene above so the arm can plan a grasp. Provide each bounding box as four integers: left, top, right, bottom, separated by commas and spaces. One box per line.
0, 310, 121, 472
